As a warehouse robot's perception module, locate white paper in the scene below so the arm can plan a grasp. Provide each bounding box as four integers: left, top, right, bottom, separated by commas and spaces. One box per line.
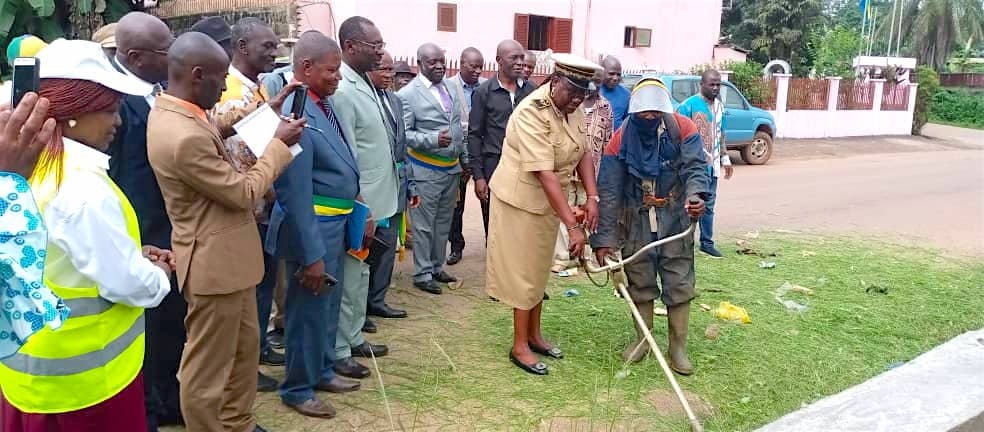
232, 104, 303, 157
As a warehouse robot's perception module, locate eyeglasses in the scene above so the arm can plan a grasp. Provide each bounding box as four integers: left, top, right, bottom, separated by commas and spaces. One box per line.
133, 48, 169, 56
352, 40, 386, 50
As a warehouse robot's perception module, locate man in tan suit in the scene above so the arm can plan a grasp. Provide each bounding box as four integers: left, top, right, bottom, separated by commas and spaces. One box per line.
147, 32, 305, 432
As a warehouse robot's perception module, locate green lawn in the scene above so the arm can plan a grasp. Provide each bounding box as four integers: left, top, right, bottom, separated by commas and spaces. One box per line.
380, 233, 984, 431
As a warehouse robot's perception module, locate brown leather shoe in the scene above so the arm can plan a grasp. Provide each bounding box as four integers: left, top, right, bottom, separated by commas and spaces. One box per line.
284, 398, 336, 418
316, 375, 361, 393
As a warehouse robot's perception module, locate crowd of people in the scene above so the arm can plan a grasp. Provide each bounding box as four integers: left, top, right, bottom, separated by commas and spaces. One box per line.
0, 10, 737, 432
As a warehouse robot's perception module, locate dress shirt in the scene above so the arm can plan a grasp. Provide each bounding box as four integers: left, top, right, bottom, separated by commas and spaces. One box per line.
418, 74, 453, 115
43, 138, 170, 309
113, 57, 159, 107
0, 173, 69, 360
454, 74, 485, 112
466, 77, 535, 180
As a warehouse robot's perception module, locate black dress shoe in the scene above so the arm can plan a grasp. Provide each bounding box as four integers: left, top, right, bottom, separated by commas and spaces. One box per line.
333, 356, 370, 379
509, 352, 548, 375
257, 372, 278, 392
255, 426, 268, 432
316, 375, 361, 393
414, 280, 442, 295
529, 343, 564, 359
368, 304, 408, 318
283, 398, 336, 418
351, 341, 389, 358
362, 318, 378, 333
543, 292, 551, 300
433, 271, 458, 283
260, 349, 285, 366
447, 251, 462, 265
267, 328, 285, 350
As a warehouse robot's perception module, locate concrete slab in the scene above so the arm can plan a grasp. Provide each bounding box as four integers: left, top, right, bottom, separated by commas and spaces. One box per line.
756, 329, 984, 432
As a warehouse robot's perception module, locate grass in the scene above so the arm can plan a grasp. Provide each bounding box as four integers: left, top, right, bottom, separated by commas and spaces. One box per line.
376, 232, 984, 431
928, 117, 984, 130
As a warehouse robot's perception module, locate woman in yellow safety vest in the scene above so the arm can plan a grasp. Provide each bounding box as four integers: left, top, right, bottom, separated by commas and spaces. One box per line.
0, 39, 172, 432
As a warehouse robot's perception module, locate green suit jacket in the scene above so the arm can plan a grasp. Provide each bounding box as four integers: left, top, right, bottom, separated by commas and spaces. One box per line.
332, 62, 400, 221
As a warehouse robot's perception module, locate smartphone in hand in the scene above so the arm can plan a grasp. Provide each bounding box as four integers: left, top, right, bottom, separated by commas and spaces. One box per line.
11, 57, 40, 108
289, 84, 307, 120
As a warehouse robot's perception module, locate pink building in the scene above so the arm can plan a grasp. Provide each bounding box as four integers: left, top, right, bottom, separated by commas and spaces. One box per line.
296, 0, 723, 71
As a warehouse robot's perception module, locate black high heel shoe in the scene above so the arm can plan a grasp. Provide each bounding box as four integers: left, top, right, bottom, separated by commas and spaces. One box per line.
529, 343, 564, 359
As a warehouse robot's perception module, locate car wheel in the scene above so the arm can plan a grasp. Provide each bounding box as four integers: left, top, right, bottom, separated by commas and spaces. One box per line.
740, 131, 773, 165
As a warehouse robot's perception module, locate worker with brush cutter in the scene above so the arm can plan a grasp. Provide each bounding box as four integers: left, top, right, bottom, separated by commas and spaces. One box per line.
590, 77, 709, 375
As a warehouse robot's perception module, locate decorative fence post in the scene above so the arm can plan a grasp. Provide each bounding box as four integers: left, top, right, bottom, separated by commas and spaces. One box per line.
774, 73, 791, 112
871, 78, 886, 112
826, 77, 841, 112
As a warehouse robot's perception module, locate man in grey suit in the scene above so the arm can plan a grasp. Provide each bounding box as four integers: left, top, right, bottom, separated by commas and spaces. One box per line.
330, 16, 394, 379
365, 50, 417, 330
397, 42, 464, 295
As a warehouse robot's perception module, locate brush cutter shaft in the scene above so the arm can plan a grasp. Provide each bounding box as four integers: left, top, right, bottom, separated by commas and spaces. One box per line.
583, 223, 697, 274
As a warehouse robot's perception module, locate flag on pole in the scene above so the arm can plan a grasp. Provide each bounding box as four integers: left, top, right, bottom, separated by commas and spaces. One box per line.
859, 0, 873, 26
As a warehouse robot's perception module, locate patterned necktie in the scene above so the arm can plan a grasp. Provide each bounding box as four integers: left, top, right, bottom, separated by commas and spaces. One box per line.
435, 82, 453, 118
320, 99, 348, 144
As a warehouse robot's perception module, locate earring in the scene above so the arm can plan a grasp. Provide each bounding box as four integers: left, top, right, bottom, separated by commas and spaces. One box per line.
68, 119, 77, 128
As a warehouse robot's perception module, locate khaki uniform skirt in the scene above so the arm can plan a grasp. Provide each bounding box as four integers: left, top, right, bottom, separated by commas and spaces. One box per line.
485, 191, 560, 310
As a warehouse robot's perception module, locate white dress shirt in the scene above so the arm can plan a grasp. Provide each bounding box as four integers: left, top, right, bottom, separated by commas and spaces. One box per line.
43, 138, 170, 308
113, 57, 158, 107
418, 74, 453, 114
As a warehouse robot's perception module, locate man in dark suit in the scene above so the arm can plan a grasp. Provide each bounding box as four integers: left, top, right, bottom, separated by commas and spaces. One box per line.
107, 12, 182, 431
365, 50, 415, 325
265, 30, 363, 418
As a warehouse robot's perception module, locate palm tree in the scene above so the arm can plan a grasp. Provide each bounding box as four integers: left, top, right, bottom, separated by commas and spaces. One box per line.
890, 0, 984, 70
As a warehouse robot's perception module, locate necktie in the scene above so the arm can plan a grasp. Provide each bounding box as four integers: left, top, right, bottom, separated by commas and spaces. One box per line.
320, 99, 348, 145
436, 83, 453, 118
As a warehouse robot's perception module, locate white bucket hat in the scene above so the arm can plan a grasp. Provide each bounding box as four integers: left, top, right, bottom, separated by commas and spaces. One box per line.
628, 77, 674, 114
35, 39, 152, 96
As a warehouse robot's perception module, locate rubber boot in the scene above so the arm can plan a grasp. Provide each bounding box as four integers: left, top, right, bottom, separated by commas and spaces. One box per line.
622, 301, 654, 363
667, 303, 694, 375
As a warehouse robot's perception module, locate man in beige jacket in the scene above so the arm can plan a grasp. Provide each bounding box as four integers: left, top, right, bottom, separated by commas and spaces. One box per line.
147, 32, 304, 432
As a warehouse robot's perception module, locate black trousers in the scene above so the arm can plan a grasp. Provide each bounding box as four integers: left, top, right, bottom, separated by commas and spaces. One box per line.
478, 154, 501, 239
366, 213, 401, 312
144, 276, 187, 431
449, 175, 467, 253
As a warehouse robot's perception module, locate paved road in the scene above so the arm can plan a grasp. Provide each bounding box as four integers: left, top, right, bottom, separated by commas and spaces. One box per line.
451, 129, 984, 261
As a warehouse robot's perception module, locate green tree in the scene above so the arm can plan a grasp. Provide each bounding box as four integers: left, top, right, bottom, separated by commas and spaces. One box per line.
812, 25, 863, 78
721, 0, 826, 73
893, 0, 984, 70
912, 65, 940, 134
0, 0, 138, 73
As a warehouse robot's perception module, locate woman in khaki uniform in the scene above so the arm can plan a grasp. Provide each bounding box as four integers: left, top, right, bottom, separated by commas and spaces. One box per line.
486, 54, 602, 375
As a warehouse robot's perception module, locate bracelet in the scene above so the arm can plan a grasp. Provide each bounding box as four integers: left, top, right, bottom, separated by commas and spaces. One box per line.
587, 195, 600, 203
566, 222, 585, 232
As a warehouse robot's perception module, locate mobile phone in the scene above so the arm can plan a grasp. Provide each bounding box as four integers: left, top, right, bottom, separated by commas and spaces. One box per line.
289, 85, 307, 120
293, 269, 339, 288
11, 57, 40, 108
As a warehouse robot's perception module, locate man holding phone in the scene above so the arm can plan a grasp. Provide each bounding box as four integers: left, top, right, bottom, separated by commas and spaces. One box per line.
397, 42, 465, 295
264, 30, 363, 418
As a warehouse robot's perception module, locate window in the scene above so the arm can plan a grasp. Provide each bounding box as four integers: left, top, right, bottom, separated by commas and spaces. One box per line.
437, 3, 457, 32
528, 15, 549, 50
671, 79, 698, 103
722, 84, 747, 109
623, 26, 652, 48
514, 14, 573, 53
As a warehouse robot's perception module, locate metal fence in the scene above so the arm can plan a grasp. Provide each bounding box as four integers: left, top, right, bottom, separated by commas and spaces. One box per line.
939, 73, 984, 88
881, 84, 910, 111
786, 78, 828, 110
837, 80, 875, 110
393, 56, 554, 83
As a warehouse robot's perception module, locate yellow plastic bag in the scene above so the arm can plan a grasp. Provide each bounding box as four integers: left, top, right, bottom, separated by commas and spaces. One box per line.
713, 301, 751, 323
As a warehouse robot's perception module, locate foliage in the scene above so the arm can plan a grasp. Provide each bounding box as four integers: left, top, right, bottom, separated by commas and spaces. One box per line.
721, 0, 826, 72
892, 0, 984, 70
0, 0, 139, 74
930, 88, 984, 129
812, 25, 864, 78
690, 60, 772, 106
913, 66, 940, 134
